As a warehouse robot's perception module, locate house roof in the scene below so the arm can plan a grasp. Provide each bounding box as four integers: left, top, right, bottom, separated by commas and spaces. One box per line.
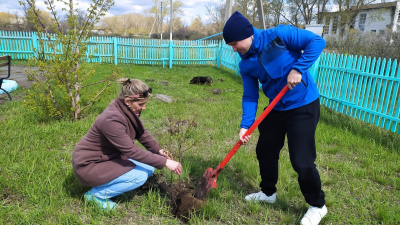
359, 1, 397, 10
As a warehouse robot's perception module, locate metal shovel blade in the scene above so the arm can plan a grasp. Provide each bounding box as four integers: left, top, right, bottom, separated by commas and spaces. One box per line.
194, 167, 216, 200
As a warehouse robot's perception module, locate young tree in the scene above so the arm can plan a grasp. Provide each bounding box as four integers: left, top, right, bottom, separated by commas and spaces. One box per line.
20, 0, 120, 121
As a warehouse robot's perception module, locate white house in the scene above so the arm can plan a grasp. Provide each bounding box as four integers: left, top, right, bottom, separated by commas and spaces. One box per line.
323, 0, 400, 36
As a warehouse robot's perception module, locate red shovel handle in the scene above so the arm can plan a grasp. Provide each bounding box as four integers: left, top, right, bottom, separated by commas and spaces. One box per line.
213, 85, 289, 177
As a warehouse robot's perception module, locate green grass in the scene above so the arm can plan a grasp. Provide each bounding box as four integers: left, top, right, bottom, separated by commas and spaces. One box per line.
0, 64, 399, 224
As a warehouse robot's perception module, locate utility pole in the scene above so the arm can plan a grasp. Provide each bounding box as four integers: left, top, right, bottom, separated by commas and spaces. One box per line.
170, 0, 173, 41
256, 0, 265, 29
224, 0, 233, 22
160, 1, 163, 39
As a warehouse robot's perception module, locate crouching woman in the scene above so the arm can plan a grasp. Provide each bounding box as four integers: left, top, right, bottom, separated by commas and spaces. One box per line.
72, 78, 182, 211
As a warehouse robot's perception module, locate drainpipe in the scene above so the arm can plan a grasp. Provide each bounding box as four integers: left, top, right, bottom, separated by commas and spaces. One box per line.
393, 0, 400, 32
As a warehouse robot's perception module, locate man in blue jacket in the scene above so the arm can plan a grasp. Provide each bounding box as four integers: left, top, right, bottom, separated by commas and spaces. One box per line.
223, 11, 327, 225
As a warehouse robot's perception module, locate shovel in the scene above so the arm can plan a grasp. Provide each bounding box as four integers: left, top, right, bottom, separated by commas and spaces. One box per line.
194, 85, 289, 200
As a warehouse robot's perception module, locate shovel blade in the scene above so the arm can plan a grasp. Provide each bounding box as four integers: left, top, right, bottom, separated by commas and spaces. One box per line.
194, 167, 216, 200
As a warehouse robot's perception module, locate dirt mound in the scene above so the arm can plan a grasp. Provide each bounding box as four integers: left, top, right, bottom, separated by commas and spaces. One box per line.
175, 193, 203, 220
142, 174, 205, 222
160, 181, 204, 221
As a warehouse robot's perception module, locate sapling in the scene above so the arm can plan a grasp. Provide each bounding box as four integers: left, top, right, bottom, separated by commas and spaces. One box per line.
162, 116, 198, 186
20, 0, 120, 120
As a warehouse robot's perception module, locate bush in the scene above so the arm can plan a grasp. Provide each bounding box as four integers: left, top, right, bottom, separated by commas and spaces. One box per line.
325, 29, 400, 60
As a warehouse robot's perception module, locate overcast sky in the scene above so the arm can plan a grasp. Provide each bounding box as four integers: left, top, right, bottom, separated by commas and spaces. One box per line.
0, 0, 220, 25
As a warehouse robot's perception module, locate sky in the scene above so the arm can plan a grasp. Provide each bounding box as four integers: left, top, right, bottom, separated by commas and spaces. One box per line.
0, 0, 220, 25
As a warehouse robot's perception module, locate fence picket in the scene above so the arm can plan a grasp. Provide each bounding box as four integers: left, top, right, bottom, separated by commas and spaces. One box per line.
354, 56, 367, 119
362, 57, 377, 122
377, 59, 391, 127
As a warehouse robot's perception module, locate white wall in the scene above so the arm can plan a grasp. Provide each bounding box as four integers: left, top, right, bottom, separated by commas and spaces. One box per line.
354, 8, 393, 33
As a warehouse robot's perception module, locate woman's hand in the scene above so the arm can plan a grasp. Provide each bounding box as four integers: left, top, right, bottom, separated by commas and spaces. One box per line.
239, 128, 251, 143
159, 149, 173, 160
287, 69, 302, 90
165, 159, 182, 175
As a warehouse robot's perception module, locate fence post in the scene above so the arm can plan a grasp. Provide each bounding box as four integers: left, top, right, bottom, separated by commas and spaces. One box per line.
217, 42, 222, 68
32, 33, 38, 59
113, 37, 118, 65
169, 40, 173, 69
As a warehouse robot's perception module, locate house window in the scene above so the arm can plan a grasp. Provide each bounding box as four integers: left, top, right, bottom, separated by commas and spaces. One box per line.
323, 16, 330, 35
332, 16, 339, 34
371, 30, 376, 33
359, 13, 366, 31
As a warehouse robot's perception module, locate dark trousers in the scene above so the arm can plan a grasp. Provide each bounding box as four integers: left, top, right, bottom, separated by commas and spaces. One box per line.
256, 99, 325, 207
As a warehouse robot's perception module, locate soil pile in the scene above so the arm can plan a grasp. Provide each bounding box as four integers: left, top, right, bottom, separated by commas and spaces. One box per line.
140, 174, 205, 222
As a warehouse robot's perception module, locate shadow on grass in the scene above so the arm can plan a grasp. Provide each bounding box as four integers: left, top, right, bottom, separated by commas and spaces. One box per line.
63, 171, 90, 199
320, 106, 400, 153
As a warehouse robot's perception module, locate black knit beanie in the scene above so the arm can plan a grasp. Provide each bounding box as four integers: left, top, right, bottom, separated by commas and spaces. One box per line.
223, 11, 254, 44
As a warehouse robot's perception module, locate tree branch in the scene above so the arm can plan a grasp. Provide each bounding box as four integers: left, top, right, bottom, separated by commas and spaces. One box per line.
46, 0, 62, 32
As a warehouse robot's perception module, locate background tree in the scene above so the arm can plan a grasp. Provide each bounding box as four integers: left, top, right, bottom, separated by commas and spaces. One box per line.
0, 12, 14, 30
289, 0, 318, 24
233, 0, 258, 25
19, 0, 120, 121
317, 0, 332, 24
99, 13, 153, 36
204, 1, 225, 34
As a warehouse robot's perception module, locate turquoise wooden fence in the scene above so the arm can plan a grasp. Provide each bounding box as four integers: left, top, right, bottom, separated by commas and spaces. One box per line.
0, 30, 223, 68
314, 53, 400, 134
1, 30, 399, 134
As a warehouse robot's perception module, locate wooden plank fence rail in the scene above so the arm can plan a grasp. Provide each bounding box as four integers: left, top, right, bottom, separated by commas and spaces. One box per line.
1, 30, 399, 134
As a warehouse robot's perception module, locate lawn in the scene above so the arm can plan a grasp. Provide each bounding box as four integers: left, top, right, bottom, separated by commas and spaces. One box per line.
0, 64, 399, 224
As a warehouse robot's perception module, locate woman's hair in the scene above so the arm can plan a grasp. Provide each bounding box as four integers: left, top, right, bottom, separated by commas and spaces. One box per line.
118, 78, 151, 101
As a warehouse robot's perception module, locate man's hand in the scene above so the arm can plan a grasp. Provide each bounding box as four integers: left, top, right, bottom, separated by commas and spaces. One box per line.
287, 69, 302, 90
239, 128, 251, 143
159, 149, 173, 160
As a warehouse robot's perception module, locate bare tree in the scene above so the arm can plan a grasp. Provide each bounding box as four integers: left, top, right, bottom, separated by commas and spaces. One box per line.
317, 0, 332, 24
264, 0, 286, 27
289, 0, 318, 24
205, 1, 225, 33
233, 0, 258, 24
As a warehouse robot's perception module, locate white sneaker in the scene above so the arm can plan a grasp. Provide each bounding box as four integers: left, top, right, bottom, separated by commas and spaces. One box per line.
245, 191, 276, 203
300, 205, 327, 225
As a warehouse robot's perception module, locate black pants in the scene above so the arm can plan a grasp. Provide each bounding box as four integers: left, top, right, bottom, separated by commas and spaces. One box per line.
256, 99, 325, 207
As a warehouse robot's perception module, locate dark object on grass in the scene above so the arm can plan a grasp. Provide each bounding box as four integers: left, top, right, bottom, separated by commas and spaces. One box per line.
190, 76, 213, 85
212, 88, 222, 95
194, 86, 289, 200
160, 80, 170, 86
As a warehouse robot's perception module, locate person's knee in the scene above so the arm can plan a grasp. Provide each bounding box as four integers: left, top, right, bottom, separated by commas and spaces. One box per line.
146, 166, 155, 177
291, 159, 315, 174
135, 170, 149, 186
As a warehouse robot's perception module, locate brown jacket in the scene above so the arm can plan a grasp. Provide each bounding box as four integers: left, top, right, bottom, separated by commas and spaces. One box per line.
72, 99, 167, 187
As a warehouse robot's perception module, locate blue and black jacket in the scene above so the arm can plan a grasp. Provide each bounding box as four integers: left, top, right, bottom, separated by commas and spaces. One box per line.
239, 25, 326, 129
